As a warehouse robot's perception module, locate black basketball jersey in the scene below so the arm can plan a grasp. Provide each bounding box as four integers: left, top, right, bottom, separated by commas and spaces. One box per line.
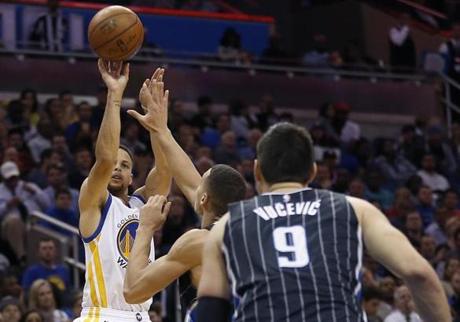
223, 188, 365, 322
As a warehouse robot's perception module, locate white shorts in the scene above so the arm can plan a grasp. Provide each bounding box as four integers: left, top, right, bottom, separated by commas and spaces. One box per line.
74, 307, 151, 322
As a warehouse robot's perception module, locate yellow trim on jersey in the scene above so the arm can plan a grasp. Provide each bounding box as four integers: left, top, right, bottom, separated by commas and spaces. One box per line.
89, 240, 108, 307
87, 260, 100, 307
95, 307, 100, 322
83, 307, 93, 322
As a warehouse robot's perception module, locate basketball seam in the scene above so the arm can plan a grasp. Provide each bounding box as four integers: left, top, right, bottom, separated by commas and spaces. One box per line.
108, 25, 143, 60
88, 12, 132, 37
92, 20, 139, 51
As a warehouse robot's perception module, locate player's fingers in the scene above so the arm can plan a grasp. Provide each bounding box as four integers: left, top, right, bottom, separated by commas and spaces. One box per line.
151, 68, 161, 81
163, 90, 169, 111
97, 59, 105, 74
126, 110, 144, 124
163, 201, 172, 216
158, 68, 164, 82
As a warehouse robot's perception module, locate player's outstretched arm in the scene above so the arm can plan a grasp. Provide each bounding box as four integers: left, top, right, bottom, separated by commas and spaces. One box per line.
127, 72, 201, 206
79, 59, 129, 238
196, 214, 231, 322
134, 69, 172, 200
124, 228, 207, 303
349, 197, 450, 322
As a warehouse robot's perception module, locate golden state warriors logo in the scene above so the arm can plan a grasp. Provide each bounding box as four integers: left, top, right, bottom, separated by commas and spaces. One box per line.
117, 219, 139, 262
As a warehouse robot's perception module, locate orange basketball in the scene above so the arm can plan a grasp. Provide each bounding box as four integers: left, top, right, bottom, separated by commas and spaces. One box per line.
88, 5, 144, 61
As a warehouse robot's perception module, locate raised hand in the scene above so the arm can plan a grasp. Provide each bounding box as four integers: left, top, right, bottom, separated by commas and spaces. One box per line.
127, 68, 169, 133
97, 59, 130, 94
139, 195, 171, 232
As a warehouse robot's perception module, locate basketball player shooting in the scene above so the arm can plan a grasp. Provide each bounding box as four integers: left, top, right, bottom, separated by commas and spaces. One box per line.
75, 60, 171, 322
123, 69, 246, 322
196, 123, 450, 322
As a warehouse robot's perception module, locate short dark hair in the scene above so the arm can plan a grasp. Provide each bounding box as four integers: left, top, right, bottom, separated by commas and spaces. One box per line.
55, 188, 71, 200
39, 237, 54, 245
256, 122, 314, 184
362, 287, 382, 301
205, 164, 246, 217
119, 144, 134, 164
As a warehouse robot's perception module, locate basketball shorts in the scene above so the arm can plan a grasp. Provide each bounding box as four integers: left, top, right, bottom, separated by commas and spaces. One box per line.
75, 307, 151, 322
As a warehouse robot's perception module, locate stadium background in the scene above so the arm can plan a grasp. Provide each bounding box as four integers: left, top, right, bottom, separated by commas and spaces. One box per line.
0, 0, 460, 321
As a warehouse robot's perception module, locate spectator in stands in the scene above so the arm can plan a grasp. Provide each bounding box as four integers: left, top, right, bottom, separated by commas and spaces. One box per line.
44, 189, 78, 236
68, 292, 81, 320
229, 99, 256, 139
43, 99, 65, 133
213, 131, 241, 167
0, 296, 21, 322
415, 185, 436, 227
50, 134, 73, 169
7, 128, 34, 175
419, 234, 437, 265
310, 162, 333, 189
43, 164, 78, 214
28, 279, 69, 322
0, 271, 23, 299
377, 277, 396, 319
384, 285, 421, 322
218, 27, 247, 63
90, 85, 106, 128
0, 161, 48, 262
388, 13, 416, 71
21, 238, 70, 293
255, 95, 278, 132
238, 128, 262, 160
362, 288, 383, 322
21, 310, 44, 322
161, 195, 196, 248
426, 125, 458, 175
67, 147, 93, 190
348, 178, 366, 199
7, 89, 39, 131
29, 0, 68, 52
190, 96, 214, 132
426, 207, 451, 245
58, 91, 76, 130
64, 101, 94, 150
121, 121, 147, 153
329, 102, 361, 144
417, 154, 450, 194
260, 31, 289, 65
441, 256, 459, 298
27, 150, 62, 190
374, 138, 417, 188
404, 211, 424, 248
302, 33, 330, 67
27, 119, 53, 164
364, 170, 394, 211
442, 189, 460, 217
398, 124, 425, 167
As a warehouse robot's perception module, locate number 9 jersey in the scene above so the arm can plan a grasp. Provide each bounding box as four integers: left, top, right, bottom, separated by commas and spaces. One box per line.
223, 188, 366, 322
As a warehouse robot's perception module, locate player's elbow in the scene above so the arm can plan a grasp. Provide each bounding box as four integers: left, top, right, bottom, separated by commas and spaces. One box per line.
123, 286, 144, 304
401, 259, 436, 284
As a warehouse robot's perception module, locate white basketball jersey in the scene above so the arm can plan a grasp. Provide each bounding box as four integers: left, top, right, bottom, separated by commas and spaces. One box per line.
81, 193, 155, 312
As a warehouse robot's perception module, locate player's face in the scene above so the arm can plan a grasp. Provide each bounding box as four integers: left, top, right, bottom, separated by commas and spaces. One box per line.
108, 149, 133, 195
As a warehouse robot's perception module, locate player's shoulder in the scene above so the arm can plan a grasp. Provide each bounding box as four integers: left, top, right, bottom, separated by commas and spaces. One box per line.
170, 229, 209, 257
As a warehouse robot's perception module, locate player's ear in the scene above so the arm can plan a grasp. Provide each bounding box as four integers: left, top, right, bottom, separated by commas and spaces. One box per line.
129, 172, 133, 186
306, 163, 317, 185
254, 159, 262, 182
200, 192, 208, 206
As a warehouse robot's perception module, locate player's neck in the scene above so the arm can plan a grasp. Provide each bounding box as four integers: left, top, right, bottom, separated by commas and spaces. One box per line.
268, 182, 305, 193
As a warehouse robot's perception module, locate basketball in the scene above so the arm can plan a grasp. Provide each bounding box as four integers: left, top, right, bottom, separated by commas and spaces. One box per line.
88, 5, 144, 61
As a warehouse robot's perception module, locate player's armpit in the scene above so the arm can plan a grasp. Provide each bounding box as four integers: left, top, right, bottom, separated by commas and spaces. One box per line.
197, 214, 230, 299
78, 162, 111, 238
123, 229, 207, 304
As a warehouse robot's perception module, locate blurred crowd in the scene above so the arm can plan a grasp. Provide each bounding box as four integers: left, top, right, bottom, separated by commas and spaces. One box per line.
0, 87, 459, 321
